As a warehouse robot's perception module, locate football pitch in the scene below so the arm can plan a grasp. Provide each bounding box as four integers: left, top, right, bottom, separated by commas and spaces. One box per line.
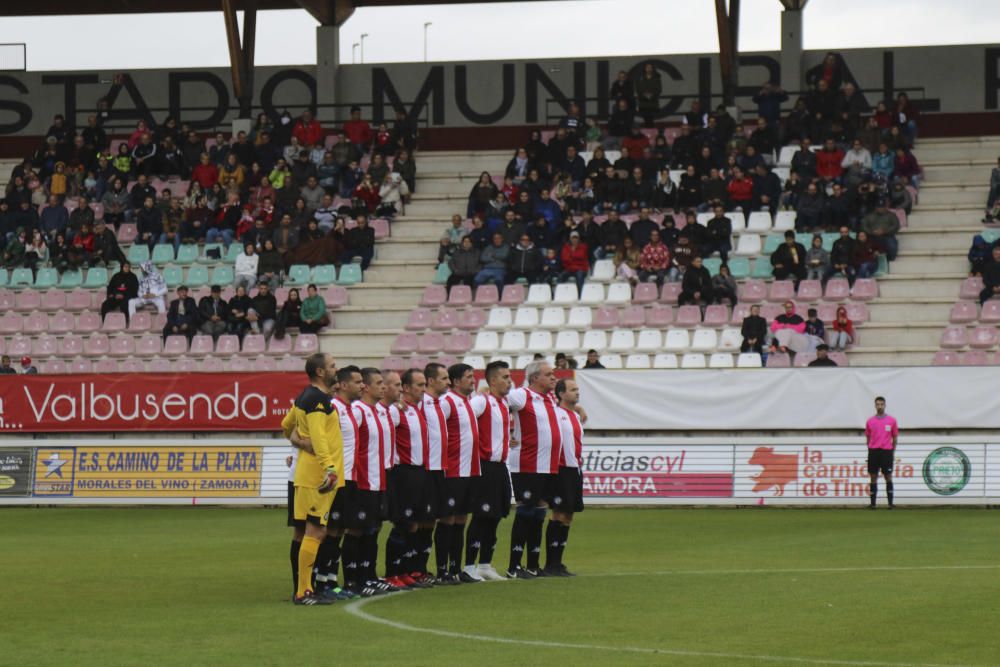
3, 507, 999, 666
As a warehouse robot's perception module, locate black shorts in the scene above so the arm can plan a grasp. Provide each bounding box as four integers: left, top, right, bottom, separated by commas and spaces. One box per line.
474, 460, 512, 518
550, 466, 584, 513
287, 481, 305, 528
389, 465, 437, 523
346, 488, 385, 530
867, 448, 894, 475
440, 475, 479, 516
511, 472, 557, 508
328, 480, 357, 530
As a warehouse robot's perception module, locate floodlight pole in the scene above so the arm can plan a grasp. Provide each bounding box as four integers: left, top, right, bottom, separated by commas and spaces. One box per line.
360, 33, 369, 64
423, 22, 432, 62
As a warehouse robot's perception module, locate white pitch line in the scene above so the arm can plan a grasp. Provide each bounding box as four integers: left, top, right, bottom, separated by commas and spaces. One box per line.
592, 564, 1000, 578
345, 595, 970, 667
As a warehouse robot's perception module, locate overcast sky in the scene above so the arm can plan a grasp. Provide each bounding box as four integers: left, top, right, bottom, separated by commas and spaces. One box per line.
0, 0, 997, 71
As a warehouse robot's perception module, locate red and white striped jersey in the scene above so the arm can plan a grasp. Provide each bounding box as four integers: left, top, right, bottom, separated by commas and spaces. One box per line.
421, 393, 451, 472
332, 396, 359, 482
506, 387, 563, 474
352, 400, 387, 491
470, 393, 510, 463
442, 390, 481, 478
394, 400, 429, 467
377, 401, 396, 470
556, 406, 583, 468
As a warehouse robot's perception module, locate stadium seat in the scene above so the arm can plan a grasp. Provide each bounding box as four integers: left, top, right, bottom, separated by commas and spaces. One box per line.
581, 330, 608, 352
486, 307, 513, 330
703, 305, 729, 327
116, 357, 144, 373
981, 300, 1000, 323
932, 350, 960, 366
608, 329, 636, 352
381, 356, 408, 372
443, 332, 472, 354
134, 333, 162, 356
267, 335, 292, 355
210, 266, 234, 285
186, 265, 209, 288
499, 284, 525, 306
824, 278, 851, 301
431, 309, 459, 331
660, 283, 682, 304
49, 310, 75, 334
774, 211, 796, 231
604, 283, 630, 305
117, 223, 138, 244
499, 331, 526, 353
16, 290, 41, 311
592, 306, 619, 329
676, 305, 702, 326
527, 331, 552, 351
162, 266, 184, 287
472, 331, 499, 354
664, 329, 690, 351
599, 354, 623, 369
970, 326, 999, 349
513, 306, 539, 329
406, 308, 433, 331
152, 244, 175, 265
766, 352, 791, 368
188, 335, 214, 357
962, 350, 989, 366
793, 352, 817, 367
768, 280, 795, 302
0, 312, 22, 334
632, 282, 658, 304
797, 280, 823, 301
473, 285, 499, 306
525, 284, 552, 305
737, 352, 762, 368
762, 234, 783, 255
619, 305, 645, 328
540, 307, 565, 329
420, 285, 447, 307
418, 332, 445, 354
727, 257, 751, 279
718, 328, 742, 351
940, 327, 969, 349
8, 268, 33, 289
161, 335, 188, 357
645, 304, 673, 327
291, 334, 319, 355
102, 312, 127, 332
552, 283, 578, 305
461, 355, 486, 369
58, 270, 83, 289
681, 353, 706, 369
94, 358, 119, 373
554, 330, 581, 351
709, 353, 734, 368
591, 259, 615, 282
652, 353, 679, 369
447, 285, 472, 306
959, 277, 984, 301
127, 245, 151, 265
324, 286, 349, 308
739, 280, 767, 302
751, 256, 773, 279
337, 263, 363, 286
949, 302, 978, 324
567, 306, 592, 328
40, 289, 66, 311
175, 244, 199, 265
33, 335, 58, 357
635, 329, 663, 351
199, 244, 223, 263
691, 329, 718, 351
851, 279, 878, 301
34, 268, 58, 289
746, 211, 772, 232
77, 312, 101, 333
147, 358, 172, 372
312, 264, 337, 285
69, 357, 93, 373
734, 233, 761, 257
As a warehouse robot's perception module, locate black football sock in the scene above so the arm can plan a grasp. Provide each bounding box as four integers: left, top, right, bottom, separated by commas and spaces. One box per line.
544, 520, 561, 569
418, 527, 434, 574
449, 521, 465, 575
341, 533, 360, 589
465, 517, 482, 566
525, 510, 545, 571
558, 523, 571, 567
870, 481, 878, 507
434, 523, 451, 577
480, 517, 500, 565
328, 535, 342, 585
290, 539, 301, 596
385, 525, 406, 577
367, 529, 380, 581
508, 512, 528, 572
886, 480, 894, 506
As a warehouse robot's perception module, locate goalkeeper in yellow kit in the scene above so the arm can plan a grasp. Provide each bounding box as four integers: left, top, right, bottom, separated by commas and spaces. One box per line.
281, 352, 344, 605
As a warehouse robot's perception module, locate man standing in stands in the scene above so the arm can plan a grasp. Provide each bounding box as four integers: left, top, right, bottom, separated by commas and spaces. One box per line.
866, 396, 898, 510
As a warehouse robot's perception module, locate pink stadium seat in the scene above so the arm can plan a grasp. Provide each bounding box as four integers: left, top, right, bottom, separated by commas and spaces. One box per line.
152, 312, 167, 331
768, 280, 795, 302
59, 334, 84, 357
443, 332, 472, 354
760, 304, 783, 321
962, 350, 989, 366
371, 218, 390, 239
118, 358, 146, 373
632, 282, 658, 305
932, 350, 960, 366
432, 309, 459, 330
850, 279, 878, 301
619, 305, 646, 328
646, 304, 673, 327
135, 333, 162, 356
32, 335, 58, 357
241, 334, 266, 355
268, 335, 293, 355
730, 303, 750, 324
84, 333, 110, 356
16, 290, 41, 311
128, 311, 152, 332
41, 289, 66, 311
676, 305, 702, 326
0, 289, 13, 312
174, 357, 199, 373
94, 358, 119, 373
66, 357, 91, 373
797, 280, 823, 301
766, 352, 791, 368
214, 335, 240, 356
703, 305, 729, 327
109, 334, 135, 357
254, 355, 278, 372
436, 354, 459, 368
274, 287, 290, 304
969, 326, 999, 349
940, 326, 969, 349
738, 280, 767, 303
829, 351, 849, 366
458, 307, 487, 330
660, 283, 682, 304
22, 311, 48, 335
162, 336, 189, 357
447, 285, 472, 306
406, 308, 433, 331
981, 300, 1000, 323
949, 302, 978, 324
40, 357, 67, 374
275, 354, 299, 371
420, 285, 447, 307
500, 284, 526, 306
823, 278, 850, 301
6, 335, 29, 357
816, 303, 838, 323
324, 286, 349, 308
102, 312, 127, 332
117, 223, 138, 244
382, 356, 408, 372
229, 356, 253, 372
592, 306, 619, 329
473, 285, 499, 306
188, 335, 215, 357
149, 358, 173, 372
959, 278, 983, 301
66, 289, 92, 311
199, 357, 225, 373
418, 332, 445, 354
793, 352, 817, 367
77, 312, 101, 333
406, 355, 428, 370
845, 302, 869, 323
293, 334, 319, 354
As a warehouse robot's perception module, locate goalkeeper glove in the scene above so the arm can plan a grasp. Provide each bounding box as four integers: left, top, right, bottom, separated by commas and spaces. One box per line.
318, 466, 338, 493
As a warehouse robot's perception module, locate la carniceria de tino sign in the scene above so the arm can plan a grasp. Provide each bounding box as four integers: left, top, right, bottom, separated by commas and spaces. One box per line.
0, 43, 998, 134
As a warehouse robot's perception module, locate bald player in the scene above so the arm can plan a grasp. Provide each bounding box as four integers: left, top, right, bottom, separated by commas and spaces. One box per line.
547, 378, 584, 576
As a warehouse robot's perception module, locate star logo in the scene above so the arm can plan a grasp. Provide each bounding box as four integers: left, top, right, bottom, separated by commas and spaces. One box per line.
43, 452, 68, 478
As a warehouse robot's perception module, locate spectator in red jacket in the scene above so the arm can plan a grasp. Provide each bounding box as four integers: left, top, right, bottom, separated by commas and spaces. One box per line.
830, 305, 855, 350
343, 106, 373, 154
291, 110, 323, 148
816, 138, 845, 183
726, 166, 754, 211
621, 125, 650, 159
559, 231, 590, 296
190, 153, 219, 190
352, 173, 381, 213
893, 148, 922, 188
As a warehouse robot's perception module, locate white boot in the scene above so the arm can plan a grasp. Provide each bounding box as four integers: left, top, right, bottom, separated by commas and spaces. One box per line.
461, 564, 485, 581
477, 563, 505, 581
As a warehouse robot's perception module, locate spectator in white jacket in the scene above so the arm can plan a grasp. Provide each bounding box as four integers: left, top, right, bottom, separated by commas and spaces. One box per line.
234, 243, 259, 291
377, 172, 410, 217
840, 138, 872, 186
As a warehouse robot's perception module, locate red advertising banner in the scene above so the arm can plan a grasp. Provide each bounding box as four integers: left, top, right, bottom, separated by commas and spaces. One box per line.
0, 373, 302, 433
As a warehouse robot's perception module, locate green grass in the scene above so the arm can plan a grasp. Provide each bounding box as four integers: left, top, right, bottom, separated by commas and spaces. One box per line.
2, 507, 999, 666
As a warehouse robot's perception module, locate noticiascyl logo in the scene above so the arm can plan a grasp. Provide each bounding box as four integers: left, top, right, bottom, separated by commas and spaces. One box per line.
922, 447, 971, 496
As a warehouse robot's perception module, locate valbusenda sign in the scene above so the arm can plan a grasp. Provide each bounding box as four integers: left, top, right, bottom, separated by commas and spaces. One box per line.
2, 437, 997, 506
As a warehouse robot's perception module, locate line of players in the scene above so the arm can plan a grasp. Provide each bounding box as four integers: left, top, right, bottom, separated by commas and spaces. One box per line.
283, 353, 586, 605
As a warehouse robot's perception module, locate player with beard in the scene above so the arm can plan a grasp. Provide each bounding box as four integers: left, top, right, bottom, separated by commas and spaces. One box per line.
421, 363, 455, 584
546, 378, 584, 576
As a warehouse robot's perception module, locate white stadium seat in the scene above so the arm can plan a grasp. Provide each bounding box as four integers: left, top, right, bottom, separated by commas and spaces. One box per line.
734, 233, 762, 257
525, 284, 552, 305
500, 331, 526, 353
462, 355, 486, 368
725, 212, 746, 232
580, 283, 607, 305
540, 307, 565, 329
567, 306, 592, 328
527, 331, 552, 351
514, 354, 534, 369
664, 329, 690, 351
635, 329, 663, 351
490, 355, 513, 366
652, 353, 679, 369
691, 329, 718, 351
599, 354, 623, 369
472, 331, 499, 353
737, 352, 763, 368
554, 330, 581, 350
625, 354, 651, 369
681, 353, 706, 369
582, 330, 608, 352
747, 211, 772, 232
719, 327, 743, 351
774, 211, 796, 231
553, 283, 579, 305
608, 329, 636, 352
591, 259, 615, 282
486, 307, 512, 330
709, 353, 734, 368
696, 212, 712, 226
513, 306, 539, 329
605, 283, 631, 305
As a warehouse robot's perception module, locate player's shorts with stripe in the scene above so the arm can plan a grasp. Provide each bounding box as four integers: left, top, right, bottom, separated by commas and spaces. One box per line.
328, 480, 357, 529
510, 472, 556, 508
293, 484, 336, 527
474, 460, 512, 518
389, 464, 437, 523
345, 489, 385, 529
867, 448, 894, 475
440, 475, 479, 516
549, 466, 584, 513
287, 481, 306, 528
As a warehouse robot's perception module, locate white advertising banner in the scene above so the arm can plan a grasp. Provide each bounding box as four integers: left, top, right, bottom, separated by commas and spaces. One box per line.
574, 368, 1000, 431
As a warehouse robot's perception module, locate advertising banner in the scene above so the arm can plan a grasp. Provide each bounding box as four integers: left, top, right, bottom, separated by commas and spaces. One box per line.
0, 448, 34, 497
0, 373, 302, 432
581, 443, 733, 500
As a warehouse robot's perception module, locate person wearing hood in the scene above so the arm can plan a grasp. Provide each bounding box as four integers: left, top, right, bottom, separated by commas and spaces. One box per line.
507, 233, 543, 284
968, 234, 993, 276
770, 301, 808, 353
830, 305, 855, 351
100, 260, 140, 323
128, 261, 167, 317
20, 356, 38, 375
806, 234, 830, 281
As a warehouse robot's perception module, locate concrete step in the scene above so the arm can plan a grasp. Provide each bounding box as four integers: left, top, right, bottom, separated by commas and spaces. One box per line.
391, 220, 453, 240
921, 164, 994, 183
344, 283, 427, 307
898, 227, 979, 251
415, 154, 508, 172
890, 252, 969, 274
333, 306, 412, 330
853, 322, 944, 347
376, 240, 441, 261
403, 200, 467, 218
362, 261, 436, 283
907, 209, 982, 228
845, 347, 936, 367
865, 298, 952, 323
916, 184, 989, 206
877, 273, 964, 298
318, 328, 399, 353
912, 143, 1000, 162
417, 179, 480, 196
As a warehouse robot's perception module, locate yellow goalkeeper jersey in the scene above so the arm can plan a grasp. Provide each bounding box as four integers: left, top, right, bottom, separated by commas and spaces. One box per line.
281, 385, 345, 490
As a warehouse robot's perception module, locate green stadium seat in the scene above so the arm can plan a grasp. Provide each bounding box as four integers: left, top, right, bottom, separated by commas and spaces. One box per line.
175, 244, 199, 265
821, 233, 838, 252
59, 270, 83, 289
286, 264, 310, 286
127, 244, 150, 265
875, 254, 889, 277
336, 263, 362, 286
762, 234, 783, 255
199, 244, 223, 263
224, 243, 243, 264
981, 229, 1000, 244
311, 264, 336, 285
751, 256, 774, 279
9, 267, 32, 289
83, 267, 109, 289
727, 257, 750, 279
163, 265, 184, 288
702, 257, 722, 277
152, 244, 175, 265
211, 266, 234, 285
0, 268, 7, 287
186, 265, 209, 288
34, 268, 59, 289
795, 233, 812, 247
433, 262, 451, 285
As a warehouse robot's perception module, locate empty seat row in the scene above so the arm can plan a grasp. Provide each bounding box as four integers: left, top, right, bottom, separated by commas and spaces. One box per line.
949, 300, 1000, 324
459, 352, 765, 370
932, 350, 1000, 366
765, 351, 850, 367
940, 326, 1000, 350
34, 354, 305, 374
0, 333, 319, 358
466, 327, 747, 355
